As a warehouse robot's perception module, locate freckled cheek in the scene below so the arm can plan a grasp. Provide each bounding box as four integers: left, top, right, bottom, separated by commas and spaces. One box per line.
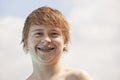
29, 37, 40, 46
33, 38, 41, 44
53, 38, 64, 45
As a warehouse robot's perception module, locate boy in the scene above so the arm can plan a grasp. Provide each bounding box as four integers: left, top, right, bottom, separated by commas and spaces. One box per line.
21, 6, 92, 80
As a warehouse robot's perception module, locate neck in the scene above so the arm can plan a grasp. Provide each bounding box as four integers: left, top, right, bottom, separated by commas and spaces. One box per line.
30, 59, 62, 80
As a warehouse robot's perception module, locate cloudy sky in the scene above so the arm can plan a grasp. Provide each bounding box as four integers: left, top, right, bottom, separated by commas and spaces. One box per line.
0, 0, 120, 80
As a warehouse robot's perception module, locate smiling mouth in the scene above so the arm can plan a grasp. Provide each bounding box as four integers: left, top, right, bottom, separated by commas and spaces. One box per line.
37, 47, 55, 53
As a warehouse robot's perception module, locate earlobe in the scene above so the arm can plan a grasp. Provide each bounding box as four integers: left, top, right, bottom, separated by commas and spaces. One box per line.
63, 43, 67, 51
24, 41, 29, 52
24, 45, 29, 53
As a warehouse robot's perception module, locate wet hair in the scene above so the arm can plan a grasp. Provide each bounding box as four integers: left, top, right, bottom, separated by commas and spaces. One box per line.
21, 6, 70, 52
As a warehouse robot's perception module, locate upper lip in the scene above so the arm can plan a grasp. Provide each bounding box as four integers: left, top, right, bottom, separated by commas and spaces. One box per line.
37, 46, 55, 50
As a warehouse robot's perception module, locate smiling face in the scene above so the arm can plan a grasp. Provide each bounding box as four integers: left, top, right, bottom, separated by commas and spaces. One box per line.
27, 25, 66, 65
22, 6, 70, 53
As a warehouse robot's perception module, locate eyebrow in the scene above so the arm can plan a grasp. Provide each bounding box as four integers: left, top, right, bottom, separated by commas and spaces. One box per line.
31, 28, 60, 32
50, 29, 59, 32
31, 29, 43, 32
50, 28, 61, 32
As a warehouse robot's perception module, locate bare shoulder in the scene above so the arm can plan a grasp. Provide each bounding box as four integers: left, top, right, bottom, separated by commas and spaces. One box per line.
64, 68, 92, 80
26, 76, 33, 80
26, 74, 34, 80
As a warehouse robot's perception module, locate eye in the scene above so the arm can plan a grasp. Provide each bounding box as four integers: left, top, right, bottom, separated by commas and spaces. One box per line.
50, 32, 60, 38
34, 32, 43, 37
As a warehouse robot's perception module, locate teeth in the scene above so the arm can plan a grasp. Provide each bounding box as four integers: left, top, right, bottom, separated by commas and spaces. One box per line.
38, 47, 54, 51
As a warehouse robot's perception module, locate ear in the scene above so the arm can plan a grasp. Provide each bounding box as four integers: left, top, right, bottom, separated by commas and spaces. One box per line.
24, 40, 29, 52
63, 42, 68, 51
64, 42, 67, 47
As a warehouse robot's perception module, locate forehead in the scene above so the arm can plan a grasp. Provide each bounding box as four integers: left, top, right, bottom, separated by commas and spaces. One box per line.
29, 25, 61, 32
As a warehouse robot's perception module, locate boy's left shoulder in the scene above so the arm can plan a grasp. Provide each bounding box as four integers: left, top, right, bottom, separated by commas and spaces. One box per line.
65, 68, 92, 80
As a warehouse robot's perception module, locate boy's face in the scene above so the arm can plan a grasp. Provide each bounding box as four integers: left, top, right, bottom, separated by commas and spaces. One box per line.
27, 25, 66, 64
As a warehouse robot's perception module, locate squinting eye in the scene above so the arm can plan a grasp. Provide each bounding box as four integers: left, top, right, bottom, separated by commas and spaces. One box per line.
34, 33, 43, 37
51, 33, 59, 37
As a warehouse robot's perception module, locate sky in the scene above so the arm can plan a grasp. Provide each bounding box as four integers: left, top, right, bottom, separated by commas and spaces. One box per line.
0, 0, 120, 80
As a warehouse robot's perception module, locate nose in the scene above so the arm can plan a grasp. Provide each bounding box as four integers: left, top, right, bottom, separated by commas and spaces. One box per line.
41, 35, 51, 45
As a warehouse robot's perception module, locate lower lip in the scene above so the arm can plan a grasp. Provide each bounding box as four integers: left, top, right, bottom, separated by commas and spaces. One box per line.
38, 49, 55, 54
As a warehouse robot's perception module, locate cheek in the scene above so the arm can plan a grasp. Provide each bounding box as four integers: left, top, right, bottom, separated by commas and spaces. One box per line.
32, 38, 39, 44
28, 37, 39, 48
53, 38, 64, 47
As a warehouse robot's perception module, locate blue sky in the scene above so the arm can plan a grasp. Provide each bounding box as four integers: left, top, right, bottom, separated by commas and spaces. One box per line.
0, 0, 120, 80
0, 0, 73, 18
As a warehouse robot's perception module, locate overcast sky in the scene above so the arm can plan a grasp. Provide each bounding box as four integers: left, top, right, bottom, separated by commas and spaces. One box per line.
0, 0, 120, 80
